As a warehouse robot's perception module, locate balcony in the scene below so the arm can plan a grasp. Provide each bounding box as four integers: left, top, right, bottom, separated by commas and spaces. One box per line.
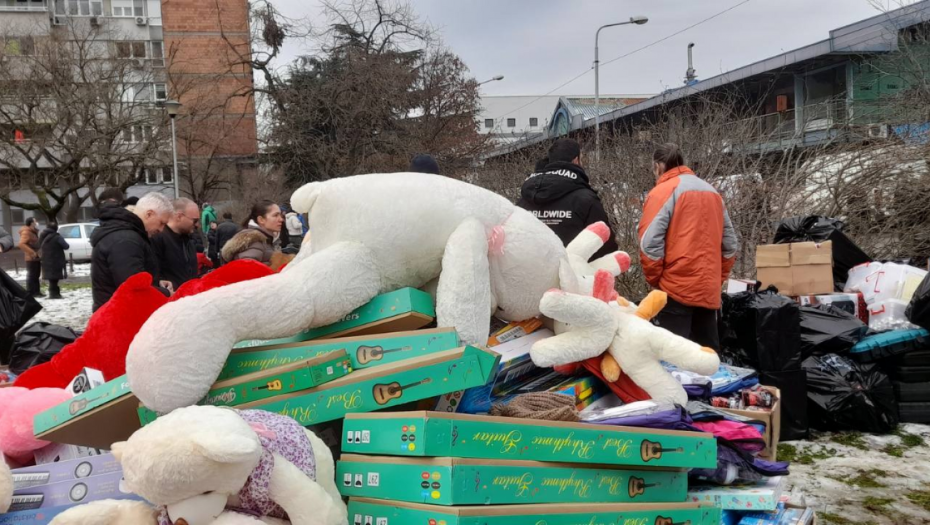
0, 1, 48, 12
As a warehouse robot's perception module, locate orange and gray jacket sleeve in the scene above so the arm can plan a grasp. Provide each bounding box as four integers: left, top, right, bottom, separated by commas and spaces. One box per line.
721, 206, 739, 283
639, 187, 675, 288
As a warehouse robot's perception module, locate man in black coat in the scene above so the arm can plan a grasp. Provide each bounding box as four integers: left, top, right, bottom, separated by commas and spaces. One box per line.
90, 192, 173, 312
151, 198, 200, 291
214, 212, 240, 266
39, 223, 69, 299
515, 138, 619, 260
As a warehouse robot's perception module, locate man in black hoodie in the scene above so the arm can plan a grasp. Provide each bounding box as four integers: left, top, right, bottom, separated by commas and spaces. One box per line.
516, 138, 619, 259
90, 192, 173, 311
151, 198, 199, 291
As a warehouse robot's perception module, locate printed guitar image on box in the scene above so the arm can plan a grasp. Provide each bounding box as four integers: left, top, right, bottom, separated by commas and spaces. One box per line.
336, 455, 687, 505
220, 347, 499, 428
343, 411, 716, 469
346, 498, 721, 525
233, 287, 436, 349
218, 328, 460, 381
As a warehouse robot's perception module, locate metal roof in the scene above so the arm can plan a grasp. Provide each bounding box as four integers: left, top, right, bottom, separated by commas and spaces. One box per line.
486, 0, 930, 159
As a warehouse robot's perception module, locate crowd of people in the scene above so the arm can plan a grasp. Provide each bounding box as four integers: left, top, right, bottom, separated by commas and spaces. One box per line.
0, 141, 735, 350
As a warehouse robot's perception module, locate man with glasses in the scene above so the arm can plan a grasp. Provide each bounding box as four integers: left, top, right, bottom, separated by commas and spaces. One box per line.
151, 198, 200, 292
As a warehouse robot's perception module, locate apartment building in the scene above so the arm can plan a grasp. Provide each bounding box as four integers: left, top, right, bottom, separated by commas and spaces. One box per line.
0, 0, 256, 233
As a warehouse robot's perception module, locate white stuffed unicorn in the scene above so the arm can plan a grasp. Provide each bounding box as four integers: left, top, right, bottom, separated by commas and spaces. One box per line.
127, 173, 630, 414
531, 269, 720, 406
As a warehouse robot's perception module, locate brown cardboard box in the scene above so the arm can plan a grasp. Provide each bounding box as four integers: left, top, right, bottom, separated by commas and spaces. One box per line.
720, 386, 781, 461
757, 242, 833, 296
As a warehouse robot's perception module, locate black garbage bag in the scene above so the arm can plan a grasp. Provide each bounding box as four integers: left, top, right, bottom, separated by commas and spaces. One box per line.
800, 304, 868, 357
760, 369, 810, 441
802, 354, 898, 433
9, 322, 78, 375
0, 269, 42, 365
719, 288, 802, 372
907, 272, 930, 331
774, 216, 871, 290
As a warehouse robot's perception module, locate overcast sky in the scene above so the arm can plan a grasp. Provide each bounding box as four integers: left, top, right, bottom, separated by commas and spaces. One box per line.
269, 0, 893, 96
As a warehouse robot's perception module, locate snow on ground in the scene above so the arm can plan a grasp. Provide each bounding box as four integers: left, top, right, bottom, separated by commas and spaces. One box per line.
10, 263, 91, 282
27, 285, 93, 331
783, 425, 930, 524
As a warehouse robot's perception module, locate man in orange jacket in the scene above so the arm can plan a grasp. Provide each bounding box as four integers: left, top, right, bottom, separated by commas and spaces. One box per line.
638, 143, 738, 350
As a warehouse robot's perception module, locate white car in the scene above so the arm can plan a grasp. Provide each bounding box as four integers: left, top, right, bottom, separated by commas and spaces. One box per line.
57, 223, 99, 262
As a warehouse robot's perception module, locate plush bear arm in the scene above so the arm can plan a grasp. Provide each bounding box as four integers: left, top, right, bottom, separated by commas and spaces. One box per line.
304, 430, 344, 510
269, 453, 347, 525
645, 321, 720, 377
436, 218, 492, 344
634, 290, 668, 321
49, 499, 158, 525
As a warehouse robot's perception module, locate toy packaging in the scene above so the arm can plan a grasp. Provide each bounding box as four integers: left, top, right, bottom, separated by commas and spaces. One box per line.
343, 411, 717, 469
13, 454, 122, 490
33, 375, 140, 450
347, 498, 722, 525
219, 328, 460, 381
688, 476, 786, 511
10, 470, 135, 511
234, 287, 436, 349
175, 347, 500, 428
336, 454, 687, 505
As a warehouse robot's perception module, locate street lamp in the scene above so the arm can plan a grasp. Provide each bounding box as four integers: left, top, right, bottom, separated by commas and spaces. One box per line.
478, 75, 505, 86
164, 99, 182, 198
595, 16, 648, 162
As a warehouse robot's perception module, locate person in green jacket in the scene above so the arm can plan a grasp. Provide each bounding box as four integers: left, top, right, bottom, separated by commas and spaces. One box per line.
200, 202, 217, 236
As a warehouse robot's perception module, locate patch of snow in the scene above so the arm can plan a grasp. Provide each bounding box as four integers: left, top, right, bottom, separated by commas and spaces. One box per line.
27, 287, 93, 331
785, 424, 930, 523
10, 263, 91, 282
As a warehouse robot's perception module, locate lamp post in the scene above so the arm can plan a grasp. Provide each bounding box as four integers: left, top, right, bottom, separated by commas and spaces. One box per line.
477, 75, 504, 86
164, 100, 182, 198
595, 16, 648, 162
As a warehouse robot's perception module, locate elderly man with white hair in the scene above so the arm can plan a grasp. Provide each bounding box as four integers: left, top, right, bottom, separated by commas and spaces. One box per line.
90, 192, 173, 311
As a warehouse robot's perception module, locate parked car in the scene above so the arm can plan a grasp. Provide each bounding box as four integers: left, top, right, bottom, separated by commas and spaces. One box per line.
56, 223, 98, 262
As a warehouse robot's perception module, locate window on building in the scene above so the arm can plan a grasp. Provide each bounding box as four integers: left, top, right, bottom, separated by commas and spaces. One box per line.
529, 117, 538, 127
151, 41, 164, 67
3, 36, 36, 56
115, 41, 147, 59
145, 167, 158, 184
64, 0, 102, 16
507, 118, 516, 128
153, 83, 167, 103
111, 0, 142, 17
484, 119, 493, 129
123, 124, 153, 143
10, 208, 24, 225
161, 167, 173, 184
59, 225, 81, 239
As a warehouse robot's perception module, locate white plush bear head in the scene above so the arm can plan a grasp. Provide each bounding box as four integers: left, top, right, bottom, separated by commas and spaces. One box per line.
112, 406, 262, 508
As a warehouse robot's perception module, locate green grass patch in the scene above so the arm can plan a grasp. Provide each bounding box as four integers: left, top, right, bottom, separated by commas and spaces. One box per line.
894, 427, 926, 448
863, 496, 894, 511
777, 443, 838, 465
907, 489, 930, 512
882, 443, 905, 457
831, 431, 869, 451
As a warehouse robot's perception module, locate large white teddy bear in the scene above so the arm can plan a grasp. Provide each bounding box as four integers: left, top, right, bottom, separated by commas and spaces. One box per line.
127, 173, 629, 414
49, 406, 345, 525
50, 500, 289, 525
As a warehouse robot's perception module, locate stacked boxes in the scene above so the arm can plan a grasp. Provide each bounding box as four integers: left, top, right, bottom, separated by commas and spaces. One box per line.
338, 411, 721, 524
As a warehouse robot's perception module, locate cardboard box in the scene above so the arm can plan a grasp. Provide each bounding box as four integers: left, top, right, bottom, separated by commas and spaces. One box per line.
347, 498, 722, 525
343, 411, 716, 469
33, 375, 140, 450
720, 386, 781, 461
33, 443, 107, 467
138, 351, 354, 422
688, 476, 785, 511
10, 470, 135, 511
756, 241, 833, 296
226, 347, 499, 428
219, 328, 460, 381
234, 287, 435, 348
337, 455, 687, 505
13, 454, 122, 490
435, 330, 552, 414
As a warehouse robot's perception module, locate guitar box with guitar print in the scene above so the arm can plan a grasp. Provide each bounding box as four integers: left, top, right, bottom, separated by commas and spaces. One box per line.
336, 454, 687, 505
33, 374, 141, 450
346, 498, 721, 525
213, 346, 500, 428
137, 350, 354, 423
233, 287, 436, 350
343, 411, 717, 469
219, 328, 460, 381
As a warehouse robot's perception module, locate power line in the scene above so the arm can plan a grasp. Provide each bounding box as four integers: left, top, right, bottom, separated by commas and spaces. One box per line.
494, 0, 752, 121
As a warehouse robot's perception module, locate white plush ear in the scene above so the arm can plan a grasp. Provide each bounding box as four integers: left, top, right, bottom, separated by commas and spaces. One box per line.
590, 251, 632, 276
110, 441, 126, 462
558, 259, 580, 294
565, 223, 609, 262
531, 291, 616, 368
193, 433, 261, 465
